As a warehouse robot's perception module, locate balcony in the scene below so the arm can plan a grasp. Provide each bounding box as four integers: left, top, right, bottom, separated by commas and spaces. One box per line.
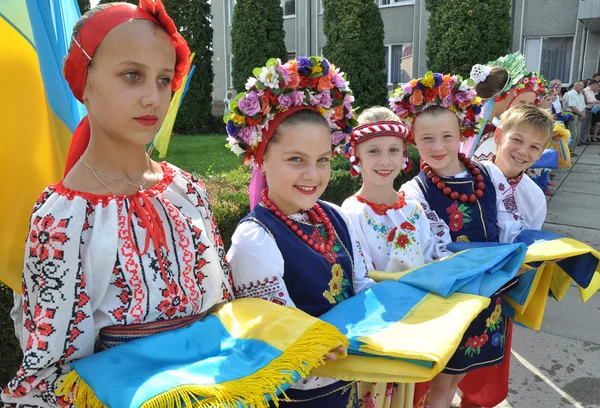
579, 0, 600, 31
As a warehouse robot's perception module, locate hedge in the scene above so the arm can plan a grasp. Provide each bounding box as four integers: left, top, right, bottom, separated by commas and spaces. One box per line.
0, 147, 419, 388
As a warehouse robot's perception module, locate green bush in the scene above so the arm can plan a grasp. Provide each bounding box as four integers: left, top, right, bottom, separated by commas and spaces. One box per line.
425, 0, 511, 77
231, 0, 287, 93
0, 283, 22, 389
322, 0, 388, 111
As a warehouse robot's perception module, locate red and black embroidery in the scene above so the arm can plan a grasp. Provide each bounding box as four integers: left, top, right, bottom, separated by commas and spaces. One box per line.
235, 276, 286, 305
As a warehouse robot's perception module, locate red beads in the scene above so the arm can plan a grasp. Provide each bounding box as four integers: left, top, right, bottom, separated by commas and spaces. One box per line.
422, 154, 486, 203
261, 188, 335, 257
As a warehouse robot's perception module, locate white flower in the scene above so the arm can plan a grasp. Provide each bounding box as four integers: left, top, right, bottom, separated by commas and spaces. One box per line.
259, 65, 280, 89
231, 143, 245, 155
458, 80, 470, 92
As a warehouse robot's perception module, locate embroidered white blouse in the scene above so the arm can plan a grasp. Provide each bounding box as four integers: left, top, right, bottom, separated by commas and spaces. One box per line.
341, 192, 452, 272
509, 171, 547, 230
227, 202, 374, 391
2, 162, 233, 408
400, 161, 526, 244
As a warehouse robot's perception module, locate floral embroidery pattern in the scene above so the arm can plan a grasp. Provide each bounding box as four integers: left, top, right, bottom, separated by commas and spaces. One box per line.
446, 203, 472, 232
323, 263, 351, 304
235, 276, 288, 305
463, 298, 504, 358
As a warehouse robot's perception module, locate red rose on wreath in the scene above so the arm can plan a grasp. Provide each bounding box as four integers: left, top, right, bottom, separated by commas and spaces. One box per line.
396, 234, 409, 248
448, 210, 464, 231
387, 227, 398, 242
400, 221, 416, 231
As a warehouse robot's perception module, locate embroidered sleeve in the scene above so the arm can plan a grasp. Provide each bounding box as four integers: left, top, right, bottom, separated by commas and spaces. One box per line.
227, 221, 295, 307
484, 162, 526, 243
401, 180, 452, 249
3, 193, 95, 407
411, 201, 452, 262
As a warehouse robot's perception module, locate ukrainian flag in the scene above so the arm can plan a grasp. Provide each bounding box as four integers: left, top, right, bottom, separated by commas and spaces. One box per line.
448, 230, 600, 330
0, 0, 85, 293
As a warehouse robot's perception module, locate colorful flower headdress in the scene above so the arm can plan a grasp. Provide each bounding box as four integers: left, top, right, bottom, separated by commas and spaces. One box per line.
345, 120, 412, 176
224, 56, 357, 166
512, 72, 547, 103
389, 71, 484, 140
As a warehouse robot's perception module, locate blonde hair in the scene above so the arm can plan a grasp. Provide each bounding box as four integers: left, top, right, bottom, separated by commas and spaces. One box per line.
357, 106, 400, 125
500, 105, 554, 143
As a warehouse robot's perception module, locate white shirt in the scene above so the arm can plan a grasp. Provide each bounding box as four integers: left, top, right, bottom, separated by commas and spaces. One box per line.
400, 161, 525, 244
2, 163, 233, 407
341, 193, 451, 272
563, 89, 585, 112
227, 202, 373, 391
512, 172, 547, 230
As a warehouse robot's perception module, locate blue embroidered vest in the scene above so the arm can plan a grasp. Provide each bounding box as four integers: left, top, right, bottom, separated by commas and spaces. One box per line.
241, 201, 355, 317
415, 162, 499, 242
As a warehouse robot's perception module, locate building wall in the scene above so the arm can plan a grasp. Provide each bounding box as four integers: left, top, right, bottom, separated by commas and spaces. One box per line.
212, 0, 598, 107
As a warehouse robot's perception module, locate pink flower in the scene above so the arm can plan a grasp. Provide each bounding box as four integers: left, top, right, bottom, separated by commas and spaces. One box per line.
441, 94, 453, 108
237, 127, 253, 144
245, 77, 257, 90
278, 93, 294, 110
331, 68, 346, 88
311, 91, 332, 108
291, 90, 306, 106
277, 64, 291, 83
238, 91, 261, 116
332, 131, 346, 145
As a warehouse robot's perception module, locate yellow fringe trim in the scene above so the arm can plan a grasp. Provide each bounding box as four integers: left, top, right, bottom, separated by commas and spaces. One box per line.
56, 320, 348, 408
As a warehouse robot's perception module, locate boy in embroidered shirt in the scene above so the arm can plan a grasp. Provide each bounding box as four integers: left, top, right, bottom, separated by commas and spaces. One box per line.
391, 72, 526, 408
488, 105, 554, 229
341, 107, 452, 407
226, 56, 374, 407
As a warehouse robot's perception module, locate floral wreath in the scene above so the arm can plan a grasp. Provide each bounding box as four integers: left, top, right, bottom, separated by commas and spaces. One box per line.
224, 56, 357, 166
512, 72, 547, 104
389, 71, 483, 140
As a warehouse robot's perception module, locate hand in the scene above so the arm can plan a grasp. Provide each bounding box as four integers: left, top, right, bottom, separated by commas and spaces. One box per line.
581, 111, 586, 120
324, 345, 347, 361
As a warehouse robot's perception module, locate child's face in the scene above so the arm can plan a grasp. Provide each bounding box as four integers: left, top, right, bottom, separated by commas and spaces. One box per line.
262, 123, 332, 214
495, 125, 547, 177
413, 109, 462, 175
511, 91, 537, 107
83, 20, 175, 147
356, 137, 405, 188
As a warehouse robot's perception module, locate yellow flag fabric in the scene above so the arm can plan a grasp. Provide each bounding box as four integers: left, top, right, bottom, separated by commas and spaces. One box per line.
152, 53, 195, 158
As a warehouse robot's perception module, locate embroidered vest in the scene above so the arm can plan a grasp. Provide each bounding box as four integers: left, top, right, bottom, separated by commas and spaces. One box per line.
415, 162, 499, 242
241, 201, 355, 317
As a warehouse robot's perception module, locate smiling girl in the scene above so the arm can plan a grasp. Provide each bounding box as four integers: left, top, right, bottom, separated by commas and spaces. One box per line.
2, 2, 234, 406
226, 56, 373, 407
390, 72, 525, 408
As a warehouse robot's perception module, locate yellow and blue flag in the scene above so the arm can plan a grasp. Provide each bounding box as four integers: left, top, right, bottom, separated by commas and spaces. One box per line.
0, 0, 84, 293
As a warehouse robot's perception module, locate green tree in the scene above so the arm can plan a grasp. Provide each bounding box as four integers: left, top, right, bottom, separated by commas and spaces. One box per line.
322, 0, 387, 110
164, 0, 215, 134
231, 0, 287, 94
77, 0, 90, 14
425, 0, 511, 77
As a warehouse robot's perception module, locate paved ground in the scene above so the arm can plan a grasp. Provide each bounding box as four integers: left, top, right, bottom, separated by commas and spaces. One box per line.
490, 144, 600, 407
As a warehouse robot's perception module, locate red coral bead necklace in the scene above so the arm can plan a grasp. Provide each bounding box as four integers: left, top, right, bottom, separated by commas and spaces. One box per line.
260, 188, 336, 255
420, 153, 485, 204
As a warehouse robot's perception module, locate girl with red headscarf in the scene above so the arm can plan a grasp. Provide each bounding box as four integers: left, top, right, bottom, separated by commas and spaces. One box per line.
2, 2, 234, 406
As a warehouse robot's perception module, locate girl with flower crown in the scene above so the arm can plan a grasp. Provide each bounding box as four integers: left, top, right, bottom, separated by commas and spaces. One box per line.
390, 72, 526, 408
340, 107, 452, 408
226, 56, 374, 407
2, 2, 236, 407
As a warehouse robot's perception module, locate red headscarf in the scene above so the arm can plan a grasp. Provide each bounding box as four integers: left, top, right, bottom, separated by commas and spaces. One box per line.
63, 0, 191, 176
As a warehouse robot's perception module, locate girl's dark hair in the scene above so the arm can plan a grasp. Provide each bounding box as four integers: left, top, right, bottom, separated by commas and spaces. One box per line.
269, 109, 330, 145
475, 66, 509, 99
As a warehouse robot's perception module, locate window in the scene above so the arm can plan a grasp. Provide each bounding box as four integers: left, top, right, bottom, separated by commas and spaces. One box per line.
385, 44, 413, 84
281, 0, 295, 17
378, 0, 415, 6
227, 0, 237, 26
524, 36, 573, 84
